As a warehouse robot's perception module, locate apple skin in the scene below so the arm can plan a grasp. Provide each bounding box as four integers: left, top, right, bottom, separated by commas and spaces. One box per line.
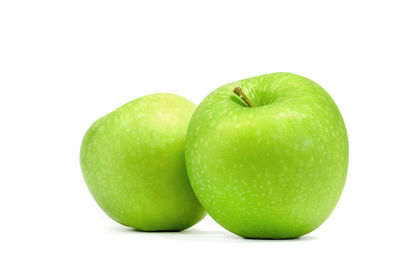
186, 73, 348, 239
80, 93, 206, 231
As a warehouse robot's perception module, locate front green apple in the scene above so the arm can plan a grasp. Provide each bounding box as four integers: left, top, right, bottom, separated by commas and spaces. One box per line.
186, 73, 348, 238
80, 93, 206, 231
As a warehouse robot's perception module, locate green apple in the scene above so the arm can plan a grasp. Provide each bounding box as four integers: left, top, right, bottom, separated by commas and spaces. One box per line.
186, 73, 348, 238
80, 93, 206, 231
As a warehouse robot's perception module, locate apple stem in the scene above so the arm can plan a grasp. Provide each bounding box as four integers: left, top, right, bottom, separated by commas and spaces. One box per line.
233, 87, 255, 108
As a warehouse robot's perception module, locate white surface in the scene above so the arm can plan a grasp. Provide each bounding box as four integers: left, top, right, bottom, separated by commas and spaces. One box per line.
1, 1, 399, 266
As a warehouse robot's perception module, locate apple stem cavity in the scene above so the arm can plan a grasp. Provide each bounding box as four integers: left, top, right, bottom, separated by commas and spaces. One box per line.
233, 87, 255, 108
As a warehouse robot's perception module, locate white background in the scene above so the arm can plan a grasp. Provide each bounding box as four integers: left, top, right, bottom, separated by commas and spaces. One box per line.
1, 0, 399, 266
